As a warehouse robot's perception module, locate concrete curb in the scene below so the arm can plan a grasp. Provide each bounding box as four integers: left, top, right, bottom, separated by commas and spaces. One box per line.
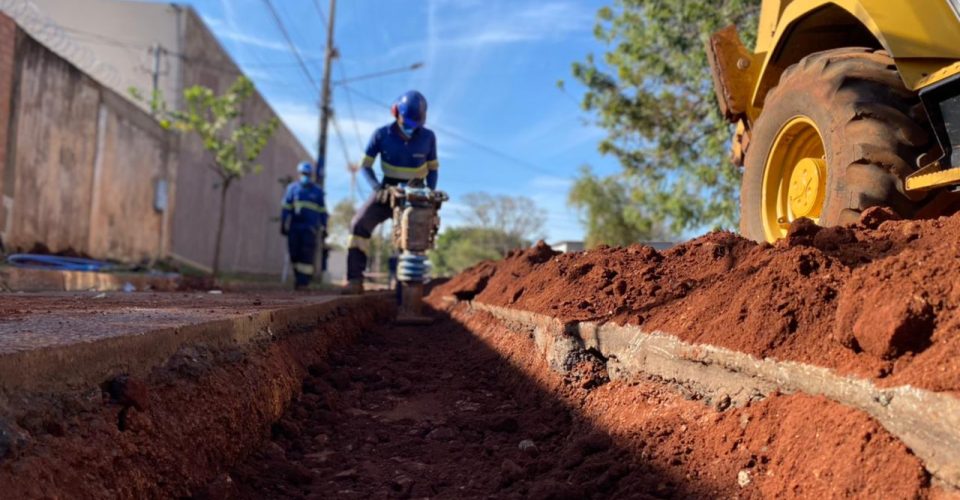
457, 299, 960, 489
0, 266, 180, 292
0, 294, 388, 395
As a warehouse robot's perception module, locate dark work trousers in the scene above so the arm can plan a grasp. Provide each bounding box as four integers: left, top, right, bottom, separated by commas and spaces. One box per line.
347, 192, 393, 281
288, 227, 319, 288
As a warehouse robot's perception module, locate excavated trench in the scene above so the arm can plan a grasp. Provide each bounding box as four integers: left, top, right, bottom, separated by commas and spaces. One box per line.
0, 290, 949, 498
218, 302, 937, 499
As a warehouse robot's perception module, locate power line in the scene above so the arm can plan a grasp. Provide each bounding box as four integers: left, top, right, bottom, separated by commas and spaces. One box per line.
312, 0, 363, 151
311, 0, 328, 25
330, 115, 353, 167
56, 25, 325, 84
333, 63, 424, 86
261, 0, 321, 92
341, 85, 560, 178
337, 62, 365, 151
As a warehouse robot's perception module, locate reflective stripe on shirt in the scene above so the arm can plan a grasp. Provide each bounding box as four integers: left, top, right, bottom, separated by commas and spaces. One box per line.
294, 200, 327, 214
382, 161, 428, 180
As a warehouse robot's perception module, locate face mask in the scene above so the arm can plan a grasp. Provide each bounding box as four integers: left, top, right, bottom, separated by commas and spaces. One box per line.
401, 124, 417, 137
300, 174, 311, 183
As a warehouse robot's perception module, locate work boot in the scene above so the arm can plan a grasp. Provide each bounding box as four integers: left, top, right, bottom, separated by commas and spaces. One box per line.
342, 279, 364, 295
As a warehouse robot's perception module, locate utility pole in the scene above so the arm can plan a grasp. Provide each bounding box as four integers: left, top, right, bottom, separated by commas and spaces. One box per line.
316, 0, 336, 280
150, 44, 163, 116
149, 43, 168, 266
316, 0, 336, 185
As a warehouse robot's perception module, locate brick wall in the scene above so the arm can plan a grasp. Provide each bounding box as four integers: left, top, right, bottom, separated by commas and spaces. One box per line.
0, 12, 16, 233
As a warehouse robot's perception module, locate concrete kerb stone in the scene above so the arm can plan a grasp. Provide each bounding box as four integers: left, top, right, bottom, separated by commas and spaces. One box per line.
458, 299, 960, 489
0, 295, 389, 396
0, 266, 180, 292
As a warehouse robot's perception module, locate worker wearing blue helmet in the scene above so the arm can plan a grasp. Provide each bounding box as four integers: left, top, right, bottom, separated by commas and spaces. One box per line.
345, 90, 439, 294
281, 161, 328, 289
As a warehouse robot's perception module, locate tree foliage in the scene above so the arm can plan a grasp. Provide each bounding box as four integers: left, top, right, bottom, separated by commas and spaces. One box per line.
135, 76, 278, 277
430, 193, 546, 276
457, 193, 547, 255
568, 166, 667, 248
567, 0, 759, 240
327, 199, 358, 250
168, 77, 279, 183
430, 227, 522, 276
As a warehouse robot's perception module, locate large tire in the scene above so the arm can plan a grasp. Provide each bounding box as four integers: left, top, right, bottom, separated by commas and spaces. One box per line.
741, 47, 931, 242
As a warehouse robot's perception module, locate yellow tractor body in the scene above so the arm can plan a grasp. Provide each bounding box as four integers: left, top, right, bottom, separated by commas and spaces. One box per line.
710, 1, 960, 241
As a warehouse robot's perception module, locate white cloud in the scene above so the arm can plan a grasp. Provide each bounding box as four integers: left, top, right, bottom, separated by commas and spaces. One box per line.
203, 13, 322, 57
202, 16, 289, 52
390, 1, 590, 56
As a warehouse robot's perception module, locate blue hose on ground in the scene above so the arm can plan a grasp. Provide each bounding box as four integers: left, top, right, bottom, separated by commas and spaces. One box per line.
6, 253, 114, 272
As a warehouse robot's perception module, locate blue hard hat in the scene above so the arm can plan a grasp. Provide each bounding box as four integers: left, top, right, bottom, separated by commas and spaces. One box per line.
297, 162, 312, 175
395, 90, 427, 129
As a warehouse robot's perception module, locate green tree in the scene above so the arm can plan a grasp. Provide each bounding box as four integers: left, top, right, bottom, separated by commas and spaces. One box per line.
430, 192, 546, 275
327, 199, 357, 250
458, 193, 547, 255
568, 166, 668, 248
136, 77, 278, 277
567, 0, 759, 240
430, 227, 527, 276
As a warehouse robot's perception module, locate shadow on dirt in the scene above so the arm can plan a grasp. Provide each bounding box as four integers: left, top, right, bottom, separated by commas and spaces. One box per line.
214, 306, 724, 499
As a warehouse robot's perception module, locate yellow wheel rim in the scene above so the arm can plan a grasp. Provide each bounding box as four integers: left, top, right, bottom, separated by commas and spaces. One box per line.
761, 116, 827, 241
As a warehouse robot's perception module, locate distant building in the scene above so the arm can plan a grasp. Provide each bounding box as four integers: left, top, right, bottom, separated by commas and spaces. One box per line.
550, 240, 675, 253
0, 0, 310, 274
551, 241, 585, 253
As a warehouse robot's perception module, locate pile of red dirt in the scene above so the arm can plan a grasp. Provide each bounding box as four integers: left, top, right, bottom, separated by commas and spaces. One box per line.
433, 208, 960, 392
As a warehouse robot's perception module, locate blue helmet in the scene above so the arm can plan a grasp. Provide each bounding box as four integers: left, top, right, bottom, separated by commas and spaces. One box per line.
297, 162, 312, 175
394, 90, 427, 130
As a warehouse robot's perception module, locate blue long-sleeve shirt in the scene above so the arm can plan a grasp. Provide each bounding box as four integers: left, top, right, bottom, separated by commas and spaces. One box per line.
361, 122, 439, 189
281, 181, 328, 232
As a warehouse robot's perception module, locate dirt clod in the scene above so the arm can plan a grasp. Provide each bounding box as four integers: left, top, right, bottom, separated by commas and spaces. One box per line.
859, 206, 902, 229
785, 217, 822, 247
103, 375, 150, 410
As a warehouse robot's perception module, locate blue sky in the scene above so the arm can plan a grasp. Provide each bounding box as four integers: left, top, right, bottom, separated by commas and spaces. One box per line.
147, 0, 622, 242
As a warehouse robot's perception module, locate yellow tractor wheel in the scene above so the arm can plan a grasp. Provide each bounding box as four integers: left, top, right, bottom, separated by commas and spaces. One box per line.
740, 48, 931, 242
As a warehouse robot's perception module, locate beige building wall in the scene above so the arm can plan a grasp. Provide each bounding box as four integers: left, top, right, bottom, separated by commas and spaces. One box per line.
1, 0, 311, 273
3, 0, 183, 114
4, 26, 175, 261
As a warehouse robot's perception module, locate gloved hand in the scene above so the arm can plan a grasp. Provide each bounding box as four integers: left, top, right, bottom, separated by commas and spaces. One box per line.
281, 220, 290, 236
375, 188, 392, 205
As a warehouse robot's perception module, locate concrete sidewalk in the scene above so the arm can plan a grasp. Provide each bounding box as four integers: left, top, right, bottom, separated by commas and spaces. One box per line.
0, 291, 390, 393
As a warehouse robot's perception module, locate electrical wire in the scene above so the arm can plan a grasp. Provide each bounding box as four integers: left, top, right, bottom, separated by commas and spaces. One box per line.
337, 61, 366, 151
311, 0, 328, 25
261, 0, 321, 92
330, 115, 354, 168
340, 85, 561, 178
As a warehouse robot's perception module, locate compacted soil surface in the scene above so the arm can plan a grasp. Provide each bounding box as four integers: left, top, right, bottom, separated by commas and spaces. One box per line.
435, 209, 960, 392
220, 305, 932, 499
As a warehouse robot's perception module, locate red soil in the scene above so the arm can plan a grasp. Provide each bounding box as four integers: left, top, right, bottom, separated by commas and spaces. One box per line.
0, 299, 388, 498
433, 209, 960, 392
224, 304, 931, 499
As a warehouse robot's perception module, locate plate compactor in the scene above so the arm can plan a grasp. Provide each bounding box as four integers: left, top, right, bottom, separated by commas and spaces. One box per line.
388, 182, 448, 325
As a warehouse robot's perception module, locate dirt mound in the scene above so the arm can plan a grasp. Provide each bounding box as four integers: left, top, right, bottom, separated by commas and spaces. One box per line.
433, 213, 960, 392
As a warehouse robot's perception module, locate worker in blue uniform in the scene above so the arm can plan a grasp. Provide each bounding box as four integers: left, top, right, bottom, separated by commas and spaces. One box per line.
345, 90, 439, 294
281, 162, 328, 290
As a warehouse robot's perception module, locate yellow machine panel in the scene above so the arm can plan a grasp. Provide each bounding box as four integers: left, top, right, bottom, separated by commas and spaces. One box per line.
753, 0, 960, 104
